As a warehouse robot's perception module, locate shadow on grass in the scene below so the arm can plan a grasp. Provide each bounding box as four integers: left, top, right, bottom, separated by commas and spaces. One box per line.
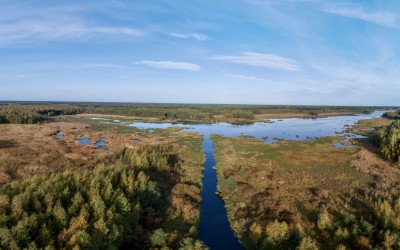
0, 140, 18, 149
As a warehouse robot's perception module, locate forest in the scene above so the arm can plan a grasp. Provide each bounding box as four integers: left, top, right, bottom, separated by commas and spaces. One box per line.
0, 104, 84, 124
0, 102, 387, 125
0, 144, 206, 249
83, 103, 379, 123
0, 112, 207, 250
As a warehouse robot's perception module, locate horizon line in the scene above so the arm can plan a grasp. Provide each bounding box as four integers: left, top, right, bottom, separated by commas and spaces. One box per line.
0, 100, 397, 108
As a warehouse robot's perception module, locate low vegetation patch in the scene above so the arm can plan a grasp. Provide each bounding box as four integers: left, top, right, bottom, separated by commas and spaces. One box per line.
375, 120, 400, 163
382, 110, 400, 120
212, 134, 400, 249
348, 117, 391, 136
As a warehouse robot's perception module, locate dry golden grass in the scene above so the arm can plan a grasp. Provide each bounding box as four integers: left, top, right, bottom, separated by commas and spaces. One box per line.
0, 121, 196, 185
348, 117, 391, 135
213, 135, 398, 241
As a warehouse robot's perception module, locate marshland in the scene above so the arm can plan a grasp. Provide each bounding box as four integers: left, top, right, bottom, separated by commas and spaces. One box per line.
0, 103, 399, 249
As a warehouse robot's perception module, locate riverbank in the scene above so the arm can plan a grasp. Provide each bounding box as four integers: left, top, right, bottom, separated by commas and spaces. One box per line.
75, 105, 380, 125
211, 117, 399, 249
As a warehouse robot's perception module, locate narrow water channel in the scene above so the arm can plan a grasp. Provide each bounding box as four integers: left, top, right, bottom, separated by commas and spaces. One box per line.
198, 136, 243, 249
128, 110, 385, 249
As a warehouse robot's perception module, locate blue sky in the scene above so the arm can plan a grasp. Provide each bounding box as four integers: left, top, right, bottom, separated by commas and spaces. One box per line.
0, 0, 399, 105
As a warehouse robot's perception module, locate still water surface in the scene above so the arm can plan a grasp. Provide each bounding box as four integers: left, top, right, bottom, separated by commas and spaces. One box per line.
129, 111, 384, 249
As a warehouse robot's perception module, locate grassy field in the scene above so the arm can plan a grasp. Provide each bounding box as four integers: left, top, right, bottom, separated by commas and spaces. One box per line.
347, 117, 391, 136
212, 120, 400, 249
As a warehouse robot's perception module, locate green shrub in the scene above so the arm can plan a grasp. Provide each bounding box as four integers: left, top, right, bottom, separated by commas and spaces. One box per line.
375, 120, 400, 162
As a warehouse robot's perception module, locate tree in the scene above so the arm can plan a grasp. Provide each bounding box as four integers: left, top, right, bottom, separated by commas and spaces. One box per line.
150, 228, 168, 248
297, 237, 318, 250
178, 238, 208, 250
317, 209, 331, 230
265, 220, 289, 243
375, 120, 400, 162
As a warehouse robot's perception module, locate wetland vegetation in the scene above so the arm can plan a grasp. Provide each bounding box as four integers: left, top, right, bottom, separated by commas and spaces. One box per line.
0, 109, 206, 249
383, 110, 400, 120
82, 103, 385, 124
0, 102, 399, 249
212, 117, 400, 249
0, 102, 390, 125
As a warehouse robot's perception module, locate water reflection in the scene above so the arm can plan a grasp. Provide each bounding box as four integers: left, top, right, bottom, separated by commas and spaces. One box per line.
128, 111, 384, 249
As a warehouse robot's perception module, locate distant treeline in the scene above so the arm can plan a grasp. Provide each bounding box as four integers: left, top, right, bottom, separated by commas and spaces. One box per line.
383, 110, 400, 120
83, 103, 382, 122
0, 102, 392, 124
0, 145, 206, 249
85, 104, 214, 121
0, 104, 84, 124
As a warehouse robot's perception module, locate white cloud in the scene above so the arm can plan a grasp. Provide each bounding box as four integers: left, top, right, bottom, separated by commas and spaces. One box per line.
248, 0, 320, 4
322, 7, 399, 28
0, 20, 143, 46
84, 64, 128, 69
226, 74, 263, 81
90, 27, 143, 36
168, 32, 209, 41
212, 52, 301, 71
0, 4, 144, 46
134, 61, 201, 71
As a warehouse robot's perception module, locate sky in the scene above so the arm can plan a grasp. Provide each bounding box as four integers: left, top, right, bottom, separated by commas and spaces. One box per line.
0, 0, 399, 105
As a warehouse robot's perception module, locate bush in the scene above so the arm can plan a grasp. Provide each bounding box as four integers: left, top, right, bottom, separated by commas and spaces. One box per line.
382, 110, 400, 120
375, 120, 400, 162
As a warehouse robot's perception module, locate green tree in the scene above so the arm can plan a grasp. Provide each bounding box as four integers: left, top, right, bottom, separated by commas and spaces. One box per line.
150, 228, 168, 248
178, 238, 208, 250
298, 237, 318, 250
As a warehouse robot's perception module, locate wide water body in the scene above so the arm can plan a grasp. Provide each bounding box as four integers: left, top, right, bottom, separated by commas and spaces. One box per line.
129, 111, 385, 249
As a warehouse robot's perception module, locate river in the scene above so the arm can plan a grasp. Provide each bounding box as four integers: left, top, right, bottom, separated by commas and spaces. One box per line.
129, 111, 384, 249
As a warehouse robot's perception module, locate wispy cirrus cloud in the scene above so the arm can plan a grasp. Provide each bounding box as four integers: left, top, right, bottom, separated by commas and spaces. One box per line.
322, 6, 399, 28
168, 32, 209, 41
248, 0, 321, 4
84, 64, 129, 69
212, 52, 301, 71
0, 20, 144, 46
0, 4, 144, 46
134, 61, 201, 71
226, 74, 263, 81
